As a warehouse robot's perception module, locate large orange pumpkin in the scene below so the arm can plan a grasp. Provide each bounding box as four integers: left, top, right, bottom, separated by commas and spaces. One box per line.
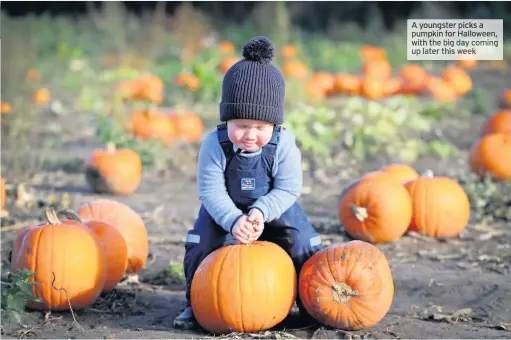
299, 240, 394, 330
469, 133, 511, 181
59, 209, 129, 292
76, 199, 148, 274
480, 110, 511, 137
381, 163, 419, 184
10, 208, 107, 311
405, 170, 471, 237
85, 143, 143, 195
191, 241, 297, 334
339, 178, 413, 243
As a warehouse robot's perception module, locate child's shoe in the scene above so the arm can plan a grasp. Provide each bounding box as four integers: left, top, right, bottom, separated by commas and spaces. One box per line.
173, 306, 198, 330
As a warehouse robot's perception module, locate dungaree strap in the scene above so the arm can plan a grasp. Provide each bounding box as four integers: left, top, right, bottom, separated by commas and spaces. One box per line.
262, 125, 281, 158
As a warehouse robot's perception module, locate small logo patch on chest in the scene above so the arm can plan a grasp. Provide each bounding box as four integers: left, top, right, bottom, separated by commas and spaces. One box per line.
241, 178, 256, 191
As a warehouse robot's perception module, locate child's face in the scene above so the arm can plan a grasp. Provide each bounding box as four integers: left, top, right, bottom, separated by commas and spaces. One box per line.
227, 119, 274, 152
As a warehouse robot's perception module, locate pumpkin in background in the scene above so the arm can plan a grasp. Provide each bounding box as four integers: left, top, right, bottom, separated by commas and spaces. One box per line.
59, 209, 128, 292
76, 199, 148, 274
457, 58, 477, 69
191, 241, 296, 334
427, 77, 458, 103
32, 88, 51, 105
480, 110, 511, 136
1, 102, 11, 114
499, 89, 511, 109
219, 57, 240, 74
359, 45, 386, 62
381, 163, 419, 184
442, 66, 472, 96
131, 108, 178, 146
282, 60, 308, 79
405, 170, 471, 237
339, 178, 412, 243
169, 111, 204, 142
10, 208, 107, 311
299, 240, 394, 330
305, 80, 327, 101
469, 133, 511, 181
399, 64, 428, 95
334, 74, 361, 96
383, 77, 402, 97
85, 143, 142, 195
219, 41, 235, 54
0, 176, 5, 210
362, 59, 392, 81
281, 44, 298, 59
361, 77, 386, 100
135, 75, 164, 104
310, 72, 336, 95
174, 71, 200, 92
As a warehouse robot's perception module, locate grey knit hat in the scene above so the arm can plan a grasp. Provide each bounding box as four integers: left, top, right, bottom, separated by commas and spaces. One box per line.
219, 36, 286, 125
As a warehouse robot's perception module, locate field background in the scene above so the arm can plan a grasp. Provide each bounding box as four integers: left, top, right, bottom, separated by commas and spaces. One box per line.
1, 2, 511, 339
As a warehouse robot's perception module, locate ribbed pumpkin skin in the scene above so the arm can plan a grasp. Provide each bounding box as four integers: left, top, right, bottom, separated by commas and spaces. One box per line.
10, 218, 107, 311
405, 175, 471, 238
299, 241, 394, 330
85, 220, 128, 291
191, 241, 297, 334
77, 199, 148, 274
338, 179, 412, 243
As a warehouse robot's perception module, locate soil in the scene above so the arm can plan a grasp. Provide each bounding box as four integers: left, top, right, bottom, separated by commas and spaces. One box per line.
1, 68, 510, 339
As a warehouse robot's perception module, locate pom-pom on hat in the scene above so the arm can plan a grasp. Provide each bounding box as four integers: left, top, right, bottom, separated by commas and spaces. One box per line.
219, 36, 286, 125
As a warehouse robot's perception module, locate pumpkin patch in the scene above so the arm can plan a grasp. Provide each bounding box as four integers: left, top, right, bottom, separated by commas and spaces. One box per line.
2, 6, 511, 339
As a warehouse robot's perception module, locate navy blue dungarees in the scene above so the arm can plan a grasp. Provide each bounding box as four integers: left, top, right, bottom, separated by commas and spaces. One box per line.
183, 123, 323, 312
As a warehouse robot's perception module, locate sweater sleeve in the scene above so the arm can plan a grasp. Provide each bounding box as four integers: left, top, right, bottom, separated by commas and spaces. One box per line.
249, 130, 303, 222
197, 131, 243, 232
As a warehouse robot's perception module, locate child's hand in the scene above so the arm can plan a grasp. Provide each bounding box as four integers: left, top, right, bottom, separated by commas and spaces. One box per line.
232, 215, 255, 245
248, 208, 264, 242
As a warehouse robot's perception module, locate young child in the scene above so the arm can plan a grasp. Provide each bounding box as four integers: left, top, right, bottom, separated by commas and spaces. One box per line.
174, 36, 323, 330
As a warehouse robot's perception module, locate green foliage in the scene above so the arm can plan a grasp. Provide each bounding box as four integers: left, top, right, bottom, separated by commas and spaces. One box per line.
1, 269, 41, 325
284, 96, 461, 168
459, 173, 511, 224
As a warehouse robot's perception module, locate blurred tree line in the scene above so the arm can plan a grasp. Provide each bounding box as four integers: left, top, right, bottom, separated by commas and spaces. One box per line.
2, 1, 510, 34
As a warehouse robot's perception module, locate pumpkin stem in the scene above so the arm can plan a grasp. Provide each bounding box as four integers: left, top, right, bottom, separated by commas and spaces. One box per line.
56, 209, 83, 223
331, 283, 358, 304
106, 142, 116, 152
421, 169, 434, 177
44, 208, 62, 225
350, 205, 368, 222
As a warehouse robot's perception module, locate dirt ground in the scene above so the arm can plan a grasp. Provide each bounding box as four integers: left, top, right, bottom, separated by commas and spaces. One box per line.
1, 69, 510, 339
